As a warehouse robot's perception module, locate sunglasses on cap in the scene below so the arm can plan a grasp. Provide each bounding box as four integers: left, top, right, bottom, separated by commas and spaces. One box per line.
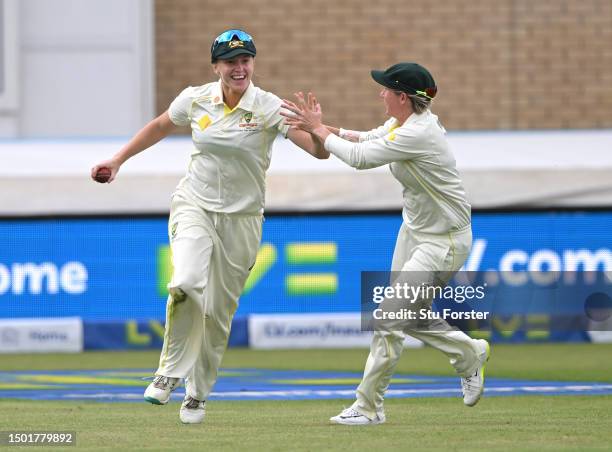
211, 29, 253, 54
213, 29, 253, 45
211, 29, 256, 62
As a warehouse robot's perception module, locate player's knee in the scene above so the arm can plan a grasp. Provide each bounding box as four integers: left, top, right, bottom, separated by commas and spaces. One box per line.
168, 273, 203, 303
168, 286, 187, 303
168, 281, 197, 303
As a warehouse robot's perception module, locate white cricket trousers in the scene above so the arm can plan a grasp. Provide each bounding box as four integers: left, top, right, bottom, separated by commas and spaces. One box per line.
156, 195, 262, 401
353, 222, 482, 419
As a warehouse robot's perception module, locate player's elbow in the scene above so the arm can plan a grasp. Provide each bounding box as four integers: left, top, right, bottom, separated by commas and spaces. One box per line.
355, 160, 377, 170
316, 150, 330, 160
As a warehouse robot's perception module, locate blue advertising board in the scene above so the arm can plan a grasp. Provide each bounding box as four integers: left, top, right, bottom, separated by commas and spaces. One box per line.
1, 211, 611, 326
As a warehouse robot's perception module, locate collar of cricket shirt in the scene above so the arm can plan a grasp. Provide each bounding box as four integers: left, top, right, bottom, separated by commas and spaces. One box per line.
212, 80, 256, 112
403, 109, 430, 126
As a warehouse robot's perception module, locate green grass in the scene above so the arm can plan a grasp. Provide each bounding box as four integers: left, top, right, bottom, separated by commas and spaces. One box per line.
0, 397, 610, 451
1, 344, 611, 451
3, 343, 612, 381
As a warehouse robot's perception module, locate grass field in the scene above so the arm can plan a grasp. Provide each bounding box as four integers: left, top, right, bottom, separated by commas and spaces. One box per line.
1, 343, 611, 451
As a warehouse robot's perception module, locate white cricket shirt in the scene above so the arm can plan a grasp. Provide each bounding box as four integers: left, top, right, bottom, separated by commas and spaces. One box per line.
327, 111, 471, 234
168, 81, 290, 214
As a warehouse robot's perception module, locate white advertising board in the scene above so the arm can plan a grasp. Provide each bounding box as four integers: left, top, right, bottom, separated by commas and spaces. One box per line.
248, 313, 422, 350
0, 317, 83, 353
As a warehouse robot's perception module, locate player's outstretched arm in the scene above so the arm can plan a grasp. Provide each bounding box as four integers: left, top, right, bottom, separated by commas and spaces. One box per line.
284, 92, 329, 159
287, 128, 329, 159
90, 111, 178, 183
325, 125, 360, 142
283, 92, 412, 170
282, 92, 331, 144
325, 125, 341, 136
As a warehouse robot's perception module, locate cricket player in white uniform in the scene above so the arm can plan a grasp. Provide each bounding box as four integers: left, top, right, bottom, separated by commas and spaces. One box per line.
282, 63, 490, 425
91, 29, 328, 424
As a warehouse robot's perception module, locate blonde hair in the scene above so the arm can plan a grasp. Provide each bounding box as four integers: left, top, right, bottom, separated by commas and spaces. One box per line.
408, 94, 431, 114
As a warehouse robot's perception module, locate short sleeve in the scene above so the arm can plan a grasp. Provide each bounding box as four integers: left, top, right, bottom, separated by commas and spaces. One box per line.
273, 106, 291, 138
168, 87, 195, 127
262, 93, 290, 138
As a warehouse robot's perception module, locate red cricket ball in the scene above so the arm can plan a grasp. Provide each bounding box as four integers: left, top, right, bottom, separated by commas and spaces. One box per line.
94, 167, 112, 183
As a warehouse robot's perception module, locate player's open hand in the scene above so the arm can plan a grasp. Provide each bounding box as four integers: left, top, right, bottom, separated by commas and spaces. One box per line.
281, 92, 323, 133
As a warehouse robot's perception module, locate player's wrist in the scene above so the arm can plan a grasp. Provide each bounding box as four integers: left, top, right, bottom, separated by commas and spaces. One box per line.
111, 153, 127, 167
312, 125, 330, 141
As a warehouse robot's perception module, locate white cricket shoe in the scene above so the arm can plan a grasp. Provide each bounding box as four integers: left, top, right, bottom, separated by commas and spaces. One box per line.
180, 396, 206, 424
330, 407, 386, 426
144, 375, 180, 405
461, 339, 491, 407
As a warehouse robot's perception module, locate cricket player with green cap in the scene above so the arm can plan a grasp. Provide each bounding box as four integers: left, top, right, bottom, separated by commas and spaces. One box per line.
91, 28, 328, 424
282, 62, 490, 425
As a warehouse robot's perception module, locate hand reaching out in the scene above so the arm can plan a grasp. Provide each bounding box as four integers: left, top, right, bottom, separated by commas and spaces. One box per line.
281, 92, 324, 134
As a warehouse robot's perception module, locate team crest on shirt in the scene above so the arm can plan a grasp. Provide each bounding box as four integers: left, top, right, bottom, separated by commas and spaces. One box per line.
239, 112, 260, 129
